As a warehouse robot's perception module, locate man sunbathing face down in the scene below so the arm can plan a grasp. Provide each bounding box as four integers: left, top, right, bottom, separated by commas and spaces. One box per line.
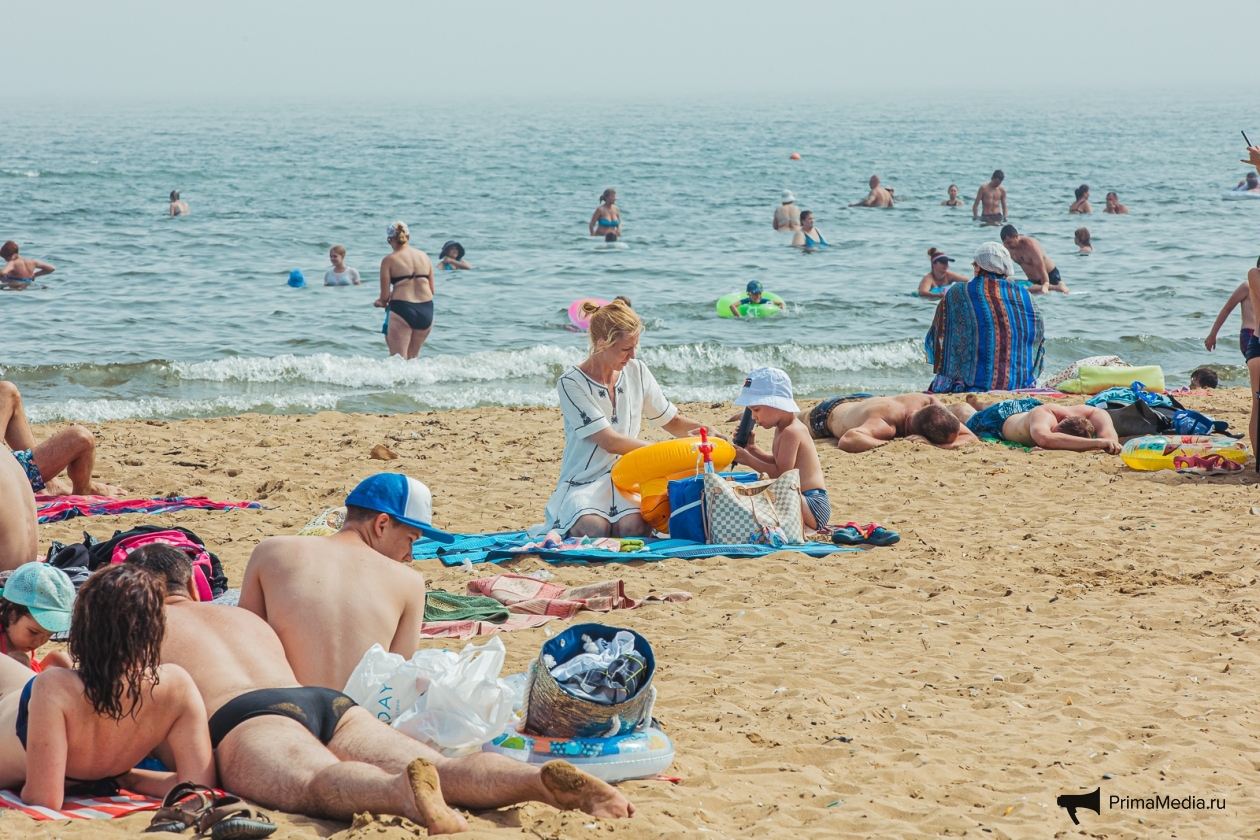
959, 396, 1122, 454
128, 543, 634, 833
240, 473, 433, 692
799, 393, 979, 452
0, 565, 214, 810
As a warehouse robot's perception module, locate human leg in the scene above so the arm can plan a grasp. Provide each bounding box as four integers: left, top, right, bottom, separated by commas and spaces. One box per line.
328, 709, 633, 817
611, 512, 651, 538
406, 326, 431, 359
386, 310, 414, 357
567, 515, 611, 538
0, 447, 38, 572
215, 716, 466, 832
31, 426, 118, 496
0, 382, 36, 452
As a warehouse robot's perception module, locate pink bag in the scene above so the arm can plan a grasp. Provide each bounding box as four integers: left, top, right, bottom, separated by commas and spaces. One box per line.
110, 531, 214, 602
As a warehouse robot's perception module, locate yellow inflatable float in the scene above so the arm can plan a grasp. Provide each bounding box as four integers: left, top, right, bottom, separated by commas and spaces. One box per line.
1120, 435, 1248, 472
612, 437, 736, 530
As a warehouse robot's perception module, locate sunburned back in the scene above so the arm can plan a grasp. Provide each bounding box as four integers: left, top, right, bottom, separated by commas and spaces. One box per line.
829, 394, 929, 438
163, 601, 299, 715
243, 535, 426, 690
998, 411, 1039, 447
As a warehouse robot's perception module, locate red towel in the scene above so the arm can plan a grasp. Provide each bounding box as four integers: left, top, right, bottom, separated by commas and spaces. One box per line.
35, 495, 261, 524
0, 788, 161, 820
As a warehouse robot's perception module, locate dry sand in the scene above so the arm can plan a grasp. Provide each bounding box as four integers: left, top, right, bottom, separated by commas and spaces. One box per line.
6, 390, 1260, 839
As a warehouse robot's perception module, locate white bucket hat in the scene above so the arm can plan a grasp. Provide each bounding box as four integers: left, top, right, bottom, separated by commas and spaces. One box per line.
733, 366, 800, 413
972, 242, 1015, 277
781, 190, 796, 203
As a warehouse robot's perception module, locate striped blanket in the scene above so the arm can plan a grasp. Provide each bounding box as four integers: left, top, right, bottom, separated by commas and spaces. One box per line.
0, 789, 160, 820
924, 275, 1044, 393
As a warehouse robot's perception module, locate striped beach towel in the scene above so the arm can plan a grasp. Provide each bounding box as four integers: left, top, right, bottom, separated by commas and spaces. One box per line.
0, 789, 161, 820
924, 275, 1044, 393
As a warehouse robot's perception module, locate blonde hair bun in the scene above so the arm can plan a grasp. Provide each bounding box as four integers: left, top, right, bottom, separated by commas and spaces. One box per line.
387, 221, 410, 243
584, 297, 642, 352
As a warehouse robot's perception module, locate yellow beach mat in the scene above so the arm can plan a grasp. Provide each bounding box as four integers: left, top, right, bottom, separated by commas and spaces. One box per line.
1056, 365, 1164, 395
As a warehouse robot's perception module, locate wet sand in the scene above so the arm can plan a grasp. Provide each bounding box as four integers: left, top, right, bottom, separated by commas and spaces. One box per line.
9, 390, 1260, 839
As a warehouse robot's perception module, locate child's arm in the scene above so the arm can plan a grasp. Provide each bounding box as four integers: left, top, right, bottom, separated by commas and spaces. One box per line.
1205, 284, 1247, 350
736, 427, 803, 479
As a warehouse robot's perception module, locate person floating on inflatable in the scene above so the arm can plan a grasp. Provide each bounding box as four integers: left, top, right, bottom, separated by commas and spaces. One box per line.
728, 280, 785, 318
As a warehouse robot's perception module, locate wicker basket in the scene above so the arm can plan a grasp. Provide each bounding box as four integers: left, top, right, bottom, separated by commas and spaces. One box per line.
523, 623, 656, 739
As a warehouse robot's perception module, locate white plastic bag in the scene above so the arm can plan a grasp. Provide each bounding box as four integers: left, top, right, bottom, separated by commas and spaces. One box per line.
342, 639, 516, 756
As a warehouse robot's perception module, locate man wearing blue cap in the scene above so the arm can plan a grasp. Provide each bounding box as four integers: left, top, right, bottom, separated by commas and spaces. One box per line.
241, 473, 450, 693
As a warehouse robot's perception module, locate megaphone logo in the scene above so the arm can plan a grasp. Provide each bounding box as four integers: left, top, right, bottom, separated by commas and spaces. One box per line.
1056, 787, 1101, 824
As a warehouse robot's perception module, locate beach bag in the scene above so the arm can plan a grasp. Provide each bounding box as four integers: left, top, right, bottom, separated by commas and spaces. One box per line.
666, 471, 759, 542
523, 623, 656, 739
87, 525, 228, 599
1106, 400, 1173, 438
1172, 409, 1229, 436
702, 469, 804, 546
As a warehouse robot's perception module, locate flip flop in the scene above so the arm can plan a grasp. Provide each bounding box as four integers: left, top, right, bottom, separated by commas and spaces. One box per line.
197, 805, 278, 840
831, 522, 901, 547
1173, 453, 1242, 475
144, 782, 223, 833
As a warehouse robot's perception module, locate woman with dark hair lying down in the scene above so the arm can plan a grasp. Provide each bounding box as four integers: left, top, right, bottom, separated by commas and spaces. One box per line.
0, 565, 215, 809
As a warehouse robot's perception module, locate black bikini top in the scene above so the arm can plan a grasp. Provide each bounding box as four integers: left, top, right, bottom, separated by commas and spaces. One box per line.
389, 271, 432, 285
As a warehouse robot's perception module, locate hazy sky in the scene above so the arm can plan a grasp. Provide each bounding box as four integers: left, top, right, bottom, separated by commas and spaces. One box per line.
4, 0, 1252, 102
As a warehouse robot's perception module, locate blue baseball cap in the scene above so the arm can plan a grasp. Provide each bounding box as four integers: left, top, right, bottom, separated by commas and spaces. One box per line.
345, 473, 454, 543
746, 280, 764, 294
287, 269, 306, 288
1, 562, 75, 633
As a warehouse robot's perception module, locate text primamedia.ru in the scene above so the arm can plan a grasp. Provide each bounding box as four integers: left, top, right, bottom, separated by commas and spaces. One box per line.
1110, 794, 1225, 811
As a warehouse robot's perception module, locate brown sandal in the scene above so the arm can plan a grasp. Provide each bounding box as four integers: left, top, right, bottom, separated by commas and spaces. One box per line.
196, 804, 277, 840
144, 782, 227, 833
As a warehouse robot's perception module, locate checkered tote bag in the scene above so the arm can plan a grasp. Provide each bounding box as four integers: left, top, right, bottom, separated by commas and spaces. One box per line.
702, 470, 804, 545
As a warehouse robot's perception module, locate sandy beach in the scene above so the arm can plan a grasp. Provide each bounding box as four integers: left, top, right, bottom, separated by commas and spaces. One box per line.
7, 390, 1260, 839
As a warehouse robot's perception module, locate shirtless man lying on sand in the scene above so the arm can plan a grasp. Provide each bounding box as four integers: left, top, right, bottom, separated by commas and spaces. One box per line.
0, 444, 38, 572
954, 396, 1121, 453
134, 543, 632, 832
0, 381, 121, 497
800, 393, 979, 452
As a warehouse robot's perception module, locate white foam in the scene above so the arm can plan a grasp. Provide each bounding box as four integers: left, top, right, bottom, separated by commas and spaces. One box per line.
26, 392, 342, 424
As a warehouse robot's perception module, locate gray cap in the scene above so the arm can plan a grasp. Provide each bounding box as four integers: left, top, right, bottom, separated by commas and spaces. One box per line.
781, 189, 795, 203
973, 242, 1015, 277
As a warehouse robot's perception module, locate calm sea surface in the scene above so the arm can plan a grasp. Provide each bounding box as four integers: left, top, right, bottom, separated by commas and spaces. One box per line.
2, 92, 1257, 422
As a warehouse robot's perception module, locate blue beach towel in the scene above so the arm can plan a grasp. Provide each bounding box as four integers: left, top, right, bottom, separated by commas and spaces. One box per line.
925, 275, 1044, 393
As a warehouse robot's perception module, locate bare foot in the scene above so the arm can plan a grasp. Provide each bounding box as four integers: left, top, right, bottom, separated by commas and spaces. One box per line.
403, 758, 467, 835
540, 761, 635, 819
965, 394, 985, 409
39, 477, 72, 496
84, 482, 123, 498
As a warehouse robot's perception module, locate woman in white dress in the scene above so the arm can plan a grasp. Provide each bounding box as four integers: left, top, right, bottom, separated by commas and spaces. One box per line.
544, 298, 707, 538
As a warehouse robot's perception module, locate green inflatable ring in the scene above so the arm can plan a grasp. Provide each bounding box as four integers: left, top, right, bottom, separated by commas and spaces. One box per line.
716, 291, 785, 318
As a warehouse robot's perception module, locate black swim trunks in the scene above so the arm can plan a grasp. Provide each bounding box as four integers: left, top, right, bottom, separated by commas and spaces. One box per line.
389, 300, 434, 331
1242, 328, 1255, 358
207, 687, 357, 749
979, 213, 1004, 223
1247, 334, 1260, 363
807, 394, 875, 439
1047, 267, 1062, 285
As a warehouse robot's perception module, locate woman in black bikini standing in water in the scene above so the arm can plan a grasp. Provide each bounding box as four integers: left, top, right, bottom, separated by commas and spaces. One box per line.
376, 221, 435, 359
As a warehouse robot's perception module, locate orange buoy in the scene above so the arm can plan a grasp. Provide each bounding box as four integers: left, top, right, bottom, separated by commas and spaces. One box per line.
789, 152, 801, 160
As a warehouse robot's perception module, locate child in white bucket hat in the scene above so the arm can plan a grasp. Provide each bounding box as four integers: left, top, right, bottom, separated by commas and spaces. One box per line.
730, 366, 831, 529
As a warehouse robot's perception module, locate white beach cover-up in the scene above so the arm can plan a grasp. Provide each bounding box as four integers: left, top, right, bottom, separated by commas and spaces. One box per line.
543, 361, 678, 534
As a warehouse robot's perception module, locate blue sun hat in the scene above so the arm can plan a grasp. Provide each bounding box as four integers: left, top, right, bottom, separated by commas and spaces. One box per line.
1, 562, 76, 633
287, 269, 306, 288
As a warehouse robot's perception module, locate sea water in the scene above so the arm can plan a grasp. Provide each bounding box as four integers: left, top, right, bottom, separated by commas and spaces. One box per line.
1, 92, 1255, 422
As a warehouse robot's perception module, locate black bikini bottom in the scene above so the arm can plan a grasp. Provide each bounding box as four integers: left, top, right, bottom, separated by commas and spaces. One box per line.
390, 300, 434, 331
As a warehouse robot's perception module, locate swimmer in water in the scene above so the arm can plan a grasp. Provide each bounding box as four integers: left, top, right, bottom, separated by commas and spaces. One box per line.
376, 221, 435, 360
437, 241, 471, 270
324, 245, 362, 286
1235, 172, 1260, 193
849, 175, 894, 208
942, 185, 964, 207
773, 190, 802, 231
917, 248, 968, 299
729, 280, 785, 318
168, 190, 189, 216
1103, 192, 1128, 214
0, 241, 54, 289
972, 170, 1007, 224
791, 211, 827, 249
1069, 184, 1091, 214
589, 189, 621, 236
1074, 228, 1093, 253
1001, 224, 1068, 294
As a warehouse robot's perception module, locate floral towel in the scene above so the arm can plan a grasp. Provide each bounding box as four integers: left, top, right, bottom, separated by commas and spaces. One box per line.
466, 573, 691, 618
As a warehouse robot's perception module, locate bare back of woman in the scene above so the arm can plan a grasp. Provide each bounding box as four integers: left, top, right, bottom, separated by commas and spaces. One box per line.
377, 222, 435, 360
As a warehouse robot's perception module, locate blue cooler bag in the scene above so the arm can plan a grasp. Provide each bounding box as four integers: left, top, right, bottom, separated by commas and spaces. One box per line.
667, 471, 758, 542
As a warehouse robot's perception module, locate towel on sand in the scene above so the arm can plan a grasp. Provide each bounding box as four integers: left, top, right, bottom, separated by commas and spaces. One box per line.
0, 789, 161, 820
35, 495, 261, 524
418, 574, 692, 640
924, 276, 1044, 393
